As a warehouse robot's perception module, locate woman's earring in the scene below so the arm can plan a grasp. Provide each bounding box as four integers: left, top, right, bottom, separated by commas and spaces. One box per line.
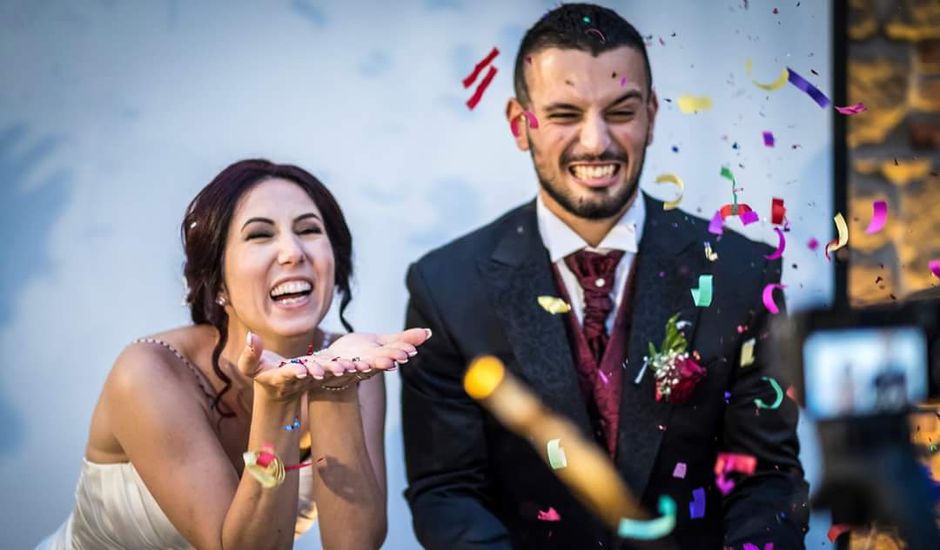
216, 293, 228, 306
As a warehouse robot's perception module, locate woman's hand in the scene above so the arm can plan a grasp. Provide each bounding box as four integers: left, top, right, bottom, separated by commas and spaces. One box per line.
237, 332, 346, 402
303, 328, 432, 391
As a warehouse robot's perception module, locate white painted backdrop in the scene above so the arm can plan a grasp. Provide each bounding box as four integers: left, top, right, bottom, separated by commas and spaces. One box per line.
0, 1, 834, 548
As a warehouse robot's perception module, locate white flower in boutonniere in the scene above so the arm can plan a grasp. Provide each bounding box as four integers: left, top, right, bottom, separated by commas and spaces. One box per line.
640, 313, 706, 404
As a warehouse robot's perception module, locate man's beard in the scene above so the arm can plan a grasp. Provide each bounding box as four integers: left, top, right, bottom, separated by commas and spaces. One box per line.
533, 145, 646, 220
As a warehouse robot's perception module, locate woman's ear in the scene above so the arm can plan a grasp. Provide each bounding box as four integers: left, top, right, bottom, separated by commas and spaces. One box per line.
506, 98, 532, 152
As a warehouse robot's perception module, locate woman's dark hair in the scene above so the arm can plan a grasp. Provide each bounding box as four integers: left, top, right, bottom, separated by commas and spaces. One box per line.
513, 3, 653, 106
181, 159, 354, 418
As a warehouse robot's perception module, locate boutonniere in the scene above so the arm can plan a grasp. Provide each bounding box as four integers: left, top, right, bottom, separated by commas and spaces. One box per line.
537, 295, 571, 315
640, 313, 706, 404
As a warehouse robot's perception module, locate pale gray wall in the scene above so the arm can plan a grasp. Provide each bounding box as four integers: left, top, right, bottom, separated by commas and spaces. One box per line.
0, 1, 834, 548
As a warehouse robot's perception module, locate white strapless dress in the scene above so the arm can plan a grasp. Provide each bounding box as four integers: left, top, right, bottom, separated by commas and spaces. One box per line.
36, 457, 318, 549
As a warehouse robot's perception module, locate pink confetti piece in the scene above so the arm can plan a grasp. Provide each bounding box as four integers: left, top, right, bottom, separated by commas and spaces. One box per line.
689, 487, 706, 519
765, 227, 786, 260
864, 199, 888, 234
620, 76, 628, 87
762, 283, 786, 315
463, 47, 499, 88
510, 111, 540, 137
740, 210, 760, 225
762, 131, 775, 147
744, 544, 774, 550
598, 369, 610, 385
466, 65, 498, 110
807, 237, 819, 250
714, 452, 757, 496
835, 102, 867, 115
930, 260, 940, 280
708, 210, 724, 235
672, 462, 687, 479
537, 507, 562, 522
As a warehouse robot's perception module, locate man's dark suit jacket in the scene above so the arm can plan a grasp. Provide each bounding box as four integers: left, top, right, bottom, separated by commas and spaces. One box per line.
401, 194, 809, 549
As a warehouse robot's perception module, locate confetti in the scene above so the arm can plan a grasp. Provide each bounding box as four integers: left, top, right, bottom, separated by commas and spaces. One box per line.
771, 197, 786, 225
537, 507, 562, 522
283, 417, 302, 432
787, 67, 831, 108
673, 462, 687, 479
689, 488, 706, 519
538, 296, 571, 315
827, 524, 851, 543
617, 495, 677, 540
547, 438, 568, 469
744, 543, 774, 550
745, 59, 789, 91
690, 274, 714, 307
510, 111, 540, 137
704, 242, 718, 262
462, 47, 499, 88
708, 210, 724, 235
864, 199, 888, 234
765, 227, 786, 260
714, 452, 757, 495
677, 95, 713, 113
740, 210, 760, 225
824, 213, 848, 260
930, 260, 940, 280
762, 131, 775, 147
807, 237, 819, 250
754, 376, 784, 409
740, 338, 756, 367
654, 173, 685, 210
762, 283, 786, 315
466, 65, 498, 110
620, 76, 628, 87
834, 102, 867, 115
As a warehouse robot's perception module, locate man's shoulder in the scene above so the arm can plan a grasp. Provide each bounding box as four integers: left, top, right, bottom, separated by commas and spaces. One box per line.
659, 204, 777, 262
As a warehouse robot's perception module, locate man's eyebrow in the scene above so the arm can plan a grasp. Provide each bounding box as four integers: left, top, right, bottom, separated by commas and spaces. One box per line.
543, 90, 644, 112
544, 102, 583, 112
606, 90, 644, 108
241, 217, 274, 231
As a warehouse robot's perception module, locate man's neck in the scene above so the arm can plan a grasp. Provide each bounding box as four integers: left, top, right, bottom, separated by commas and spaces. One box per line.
540, 190, 636, 248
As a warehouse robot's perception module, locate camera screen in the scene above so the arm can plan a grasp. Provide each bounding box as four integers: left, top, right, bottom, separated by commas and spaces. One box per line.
803, 327, 927, 419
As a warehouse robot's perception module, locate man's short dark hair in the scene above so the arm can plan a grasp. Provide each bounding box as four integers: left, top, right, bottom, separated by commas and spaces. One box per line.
513, 3, 652, 107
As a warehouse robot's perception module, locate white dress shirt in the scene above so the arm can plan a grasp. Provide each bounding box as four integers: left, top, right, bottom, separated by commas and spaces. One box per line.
535, 193, 645, 333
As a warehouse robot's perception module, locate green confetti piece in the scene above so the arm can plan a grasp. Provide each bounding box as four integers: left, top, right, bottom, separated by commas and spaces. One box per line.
547, 438, 567, 469
617, 495, 677, 540
753, 376, 784, 409
690, 274, 713, 307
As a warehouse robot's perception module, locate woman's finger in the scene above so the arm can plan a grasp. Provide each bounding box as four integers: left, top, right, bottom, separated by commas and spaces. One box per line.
376, 328, 432, 347
237, 331, 264, 377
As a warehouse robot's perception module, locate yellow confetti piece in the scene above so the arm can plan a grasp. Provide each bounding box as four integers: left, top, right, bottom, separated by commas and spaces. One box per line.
704, 242, 718, 262
825, 213, 849, 257
745, 59, 789, 91
740, 338, 756, 367
676, 95, 713, 113
538, 295, 571, 315
547, 438, 568, 469
654, 173, 685, 210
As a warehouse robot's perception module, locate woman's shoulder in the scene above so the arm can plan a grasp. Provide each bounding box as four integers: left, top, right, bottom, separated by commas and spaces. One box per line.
108, 325, 216, 395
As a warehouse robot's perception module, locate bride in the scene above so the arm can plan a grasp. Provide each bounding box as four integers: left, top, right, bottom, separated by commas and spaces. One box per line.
38, 159, 429, 549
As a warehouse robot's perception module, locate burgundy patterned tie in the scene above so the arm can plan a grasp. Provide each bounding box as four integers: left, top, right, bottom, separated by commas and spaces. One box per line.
564, 250, 624, 361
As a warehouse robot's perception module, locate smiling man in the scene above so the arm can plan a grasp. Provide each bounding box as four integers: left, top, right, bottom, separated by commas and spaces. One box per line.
401, 4, 809, 549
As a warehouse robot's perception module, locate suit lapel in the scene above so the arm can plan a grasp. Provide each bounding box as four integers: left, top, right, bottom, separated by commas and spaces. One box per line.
615, 193, 710, 497
477, 201, 594, 435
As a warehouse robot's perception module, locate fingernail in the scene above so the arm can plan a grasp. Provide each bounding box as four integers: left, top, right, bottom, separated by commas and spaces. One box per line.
246, 331, 254, 350
408, 350, 418, 357
296, 368, 308, 379
313, 373, 324, 380
425, 328, 433, 339
399, 357, 409, 364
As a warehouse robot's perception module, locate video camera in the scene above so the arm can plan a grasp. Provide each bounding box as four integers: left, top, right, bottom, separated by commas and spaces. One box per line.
771, 289, 940, 549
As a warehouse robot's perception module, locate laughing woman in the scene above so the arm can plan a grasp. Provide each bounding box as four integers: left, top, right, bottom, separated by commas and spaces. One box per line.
38, 160, 429, 550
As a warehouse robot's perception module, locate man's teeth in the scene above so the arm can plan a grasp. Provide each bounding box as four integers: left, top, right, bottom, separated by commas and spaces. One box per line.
270, 280, 312, 298
571, 164, 617, 180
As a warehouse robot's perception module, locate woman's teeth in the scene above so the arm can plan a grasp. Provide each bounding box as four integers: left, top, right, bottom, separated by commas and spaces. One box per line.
571, 164, 617, 179
270, 280, 312, 299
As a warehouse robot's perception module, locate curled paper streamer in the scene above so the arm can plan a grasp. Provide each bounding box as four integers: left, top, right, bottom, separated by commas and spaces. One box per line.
762, 283, 786, 315
714, 452, 757, 496
547, 438, 568, 470
771, 197, 787, 225
538, 295, 571, 315
689, 487, 706, 519
762, 131, 775, 147
677, 95, 713, 113
708, 211, 724, 235
672, 462, 687, 479
510, 111, 540, 137
654, 173, 685, 210
719, 203, 754, 220
930, 260, 940, 280
865, 200, 888, 234
834, 102, 867, 115
754, 376, 784, 409
740, 338, 756, 368
537, 507, 562, 522
765, 227, 786, 260
787, 67, 831, 108
690, 274, 714, 307
745, 59, 789, 91
824, 213, 849, 260
617, 495, 677, 540
740, 210, 759, 225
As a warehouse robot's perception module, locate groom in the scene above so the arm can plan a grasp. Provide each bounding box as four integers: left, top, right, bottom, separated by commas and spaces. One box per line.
401, 4, 808, 549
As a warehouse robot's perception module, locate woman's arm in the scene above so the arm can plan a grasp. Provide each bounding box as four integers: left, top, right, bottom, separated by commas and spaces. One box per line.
105, 339, 316, 550
306, 375, 387, 550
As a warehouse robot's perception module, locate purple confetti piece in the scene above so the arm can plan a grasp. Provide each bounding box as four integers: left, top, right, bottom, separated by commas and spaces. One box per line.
740, 210, 760, 225
744, 544, 774, 550
787, 67, 831, 108
620, 76, 628, 87
716, 476, 736, 496
689, 487, 706, 519
708, 210, 724, 235
673, 462, 687, 479
807, 237, 819, 250
762, 131, 775, 147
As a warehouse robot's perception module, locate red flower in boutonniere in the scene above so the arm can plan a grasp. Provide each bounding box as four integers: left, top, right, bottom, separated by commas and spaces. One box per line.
643, 313, 706, 404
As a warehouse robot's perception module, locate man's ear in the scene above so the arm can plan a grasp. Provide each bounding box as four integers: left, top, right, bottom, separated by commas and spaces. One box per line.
505, 97, 531, 152
646, 87, 659, 146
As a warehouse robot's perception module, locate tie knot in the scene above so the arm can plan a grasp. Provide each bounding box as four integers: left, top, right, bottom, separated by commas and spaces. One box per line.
565, 250, 624, 292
